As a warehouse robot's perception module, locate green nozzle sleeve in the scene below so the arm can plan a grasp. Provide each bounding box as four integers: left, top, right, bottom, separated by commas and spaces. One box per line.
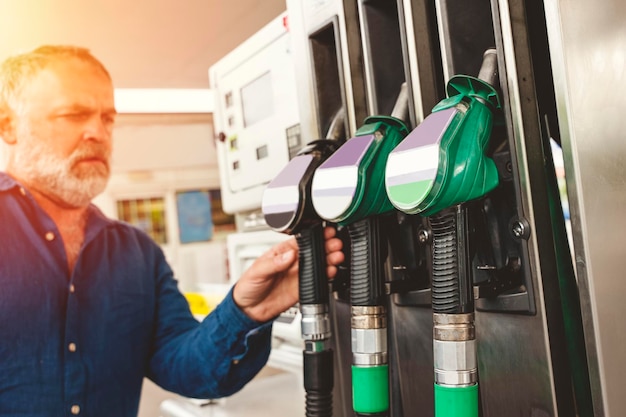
352, 365, 389, 414
434, 383, 479, 417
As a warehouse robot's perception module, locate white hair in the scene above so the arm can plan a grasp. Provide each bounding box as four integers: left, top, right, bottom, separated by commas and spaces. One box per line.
0, 45, 111, 117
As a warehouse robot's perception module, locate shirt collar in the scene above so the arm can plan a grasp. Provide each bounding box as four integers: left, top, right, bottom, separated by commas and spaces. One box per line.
0, 172, 19, 192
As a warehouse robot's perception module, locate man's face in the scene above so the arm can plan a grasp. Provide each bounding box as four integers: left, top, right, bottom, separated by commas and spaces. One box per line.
7, 58, 116, 208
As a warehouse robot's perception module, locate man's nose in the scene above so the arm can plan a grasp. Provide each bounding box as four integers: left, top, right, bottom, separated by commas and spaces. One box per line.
82, 115, 112, 142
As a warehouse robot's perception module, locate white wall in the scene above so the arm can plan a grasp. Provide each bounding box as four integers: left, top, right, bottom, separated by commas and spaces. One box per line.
93, 113, 229, 292
109, 113, 218, 173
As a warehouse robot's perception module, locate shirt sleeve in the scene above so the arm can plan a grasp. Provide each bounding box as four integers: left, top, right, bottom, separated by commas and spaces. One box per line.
146, 255, 273, 399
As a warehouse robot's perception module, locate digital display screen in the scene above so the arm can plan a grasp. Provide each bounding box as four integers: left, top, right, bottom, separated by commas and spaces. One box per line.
241, 71, 274, 127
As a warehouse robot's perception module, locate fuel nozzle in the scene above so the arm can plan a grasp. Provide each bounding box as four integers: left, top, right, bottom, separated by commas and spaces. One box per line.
385, 48, 500, 217
310, 115, 407, 225
385, 49, 502, 417
311, 85, 410, 417
262, 109, 345, 417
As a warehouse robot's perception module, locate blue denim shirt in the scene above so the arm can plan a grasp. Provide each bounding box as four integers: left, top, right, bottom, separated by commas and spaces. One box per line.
0, 173, 272, 416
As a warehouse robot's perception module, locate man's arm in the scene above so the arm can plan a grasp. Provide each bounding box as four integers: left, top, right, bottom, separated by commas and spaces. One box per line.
146, 266, 273, 399
147, 226, 344, 399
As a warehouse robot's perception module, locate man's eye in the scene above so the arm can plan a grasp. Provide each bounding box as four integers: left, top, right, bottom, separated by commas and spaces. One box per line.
64, 113, 88, 120
102, 115, 116, 125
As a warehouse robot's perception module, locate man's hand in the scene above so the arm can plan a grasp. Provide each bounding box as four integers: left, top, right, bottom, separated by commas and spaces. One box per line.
233, 227, 345, 322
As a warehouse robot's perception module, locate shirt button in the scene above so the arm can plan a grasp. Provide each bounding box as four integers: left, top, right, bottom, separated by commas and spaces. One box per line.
45, 232, 55, 241
71, 405, 80, 415
19, 187, 26, 196
69, 284, 76, 293
68, 343, 77, 352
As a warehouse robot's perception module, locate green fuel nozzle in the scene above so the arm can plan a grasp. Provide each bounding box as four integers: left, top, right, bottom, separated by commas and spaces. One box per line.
385, 49, 502, 417
385, 49, 500, 217
311, 116, 409, 225
312, 91, 410, 416
262, 109, 346, 417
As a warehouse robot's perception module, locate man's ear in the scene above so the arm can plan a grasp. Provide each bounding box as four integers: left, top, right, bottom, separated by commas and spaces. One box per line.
0, 108, 16, 145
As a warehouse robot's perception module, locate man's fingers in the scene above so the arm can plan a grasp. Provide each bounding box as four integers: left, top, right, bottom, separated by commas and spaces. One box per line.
325, 237, 343, 253
275, 249, 297, 267
322, 227, 344, 280
252, 237, 298, 275
323, 226, 337, 239
273, 236, 298, 255
250, 248, 296, 278
327, 265, 338, 279
327, 250, 344, 266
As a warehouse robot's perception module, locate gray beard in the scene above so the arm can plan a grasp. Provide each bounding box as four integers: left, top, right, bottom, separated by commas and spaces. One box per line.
11, 141, 110, 208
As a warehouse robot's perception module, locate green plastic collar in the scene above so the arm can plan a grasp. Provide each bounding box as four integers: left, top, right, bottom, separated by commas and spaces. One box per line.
352, 365, 389, 414
444, 75, 501, 111
435, 383, 479, 417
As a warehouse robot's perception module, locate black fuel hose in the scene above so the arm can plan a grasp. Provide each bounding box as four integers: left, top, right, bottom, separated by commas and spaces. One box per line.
297, 224, 334, 417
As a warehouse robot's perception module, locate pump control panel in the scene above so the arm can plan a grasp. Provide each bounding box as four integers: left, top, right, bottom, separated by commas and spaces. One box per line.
209, 12, 302, 214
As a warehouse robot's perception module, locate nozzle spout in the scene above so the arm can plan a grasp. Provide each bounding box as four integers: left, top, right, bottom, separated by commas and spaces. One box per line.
477, 48, 498, 87
390, 82, 409, 123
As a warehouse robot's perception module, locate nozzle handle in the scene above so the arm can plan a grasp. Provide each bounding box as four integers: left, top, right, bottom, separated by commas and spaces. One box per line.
297, 224, 329, 305
349, 217, 387, 306
430, 206, 473, 314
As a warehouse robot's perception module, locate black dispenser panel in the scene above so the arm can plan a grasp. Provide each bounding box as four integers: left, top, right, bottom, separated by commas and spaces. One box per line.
359, 0, 406, 116
309, 19, 350, 140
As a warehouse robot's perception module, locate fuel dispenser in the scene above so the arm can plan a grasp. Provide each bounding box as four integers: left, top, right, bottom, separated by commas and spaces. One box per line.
261, 109, 346, 417
193, 0, 626, 414
354, 3, 443, 416
280, 2, 371, 414
284, 0, 598, 415
386, 49, 500, 417
311, 90, 410, 416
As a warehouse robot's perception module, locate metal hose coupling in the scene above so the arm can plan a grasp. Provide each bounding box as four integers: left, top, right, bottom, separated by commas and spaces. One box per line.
433, 313, 477, 386
351, 305, 389, 416
301, 304, 332, 344
351, 305, 388, 366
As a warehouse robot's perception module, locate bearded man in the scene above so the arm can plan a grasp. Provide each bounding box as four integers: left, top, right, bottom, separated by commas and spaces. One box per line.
0, 45, 344, 417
